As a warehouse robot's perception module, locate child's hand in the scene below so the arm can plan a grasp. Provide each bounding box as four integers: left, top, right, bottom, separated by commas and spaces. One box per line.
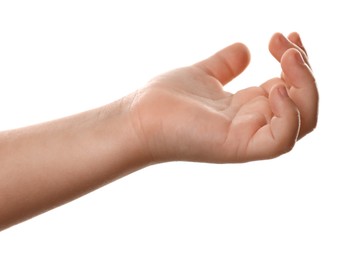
129, 33, 318, 163
0, 33, 318, 229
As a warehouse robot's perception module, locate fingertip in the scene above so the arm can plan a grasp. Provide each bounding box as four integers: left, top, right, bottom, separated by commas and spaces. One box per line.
269, 84, 298, 118
270, 83, 287, 96
288, 32, 306, 53
281, 48, 305, 65
277, 84, 289, 98
269, 32, 289, 62
268, 32, 283, 51
270, 32, 285, 44
288, 32, 300, 42
270, 84, 289, 104
229, 42, 251, 68
194, 42, 251, 85
280, 48, 313, 87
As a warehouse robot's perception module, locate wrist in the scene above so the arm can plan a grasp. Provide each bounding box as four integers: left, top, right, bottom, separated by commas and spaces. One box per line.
97, 92, 155, 175
124, 88, 168, 163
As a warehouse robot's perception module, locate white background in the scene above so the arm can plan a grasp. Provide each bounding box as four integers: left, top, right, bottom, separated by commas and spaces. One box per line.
0, 0, 357, 259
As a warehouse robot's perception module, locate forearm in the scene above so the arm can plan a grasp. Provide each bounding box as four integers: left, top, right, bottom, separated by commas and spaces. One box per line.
0, 93, 149, 230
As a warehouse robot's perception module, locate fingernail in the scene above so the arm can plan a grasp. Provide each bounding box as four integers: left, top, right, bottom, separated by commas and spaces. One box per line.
278, 86, 289, 98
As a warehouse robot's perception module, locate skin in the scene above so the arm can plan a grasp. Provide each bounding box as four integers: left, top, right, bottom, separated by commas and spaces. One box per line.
0, 33, 318, 231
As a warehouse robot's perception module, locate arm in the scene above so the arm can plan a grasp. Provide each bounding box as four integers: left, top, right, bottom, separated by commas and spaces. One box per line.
0, 32, 318, 230
0, 95, 151, 230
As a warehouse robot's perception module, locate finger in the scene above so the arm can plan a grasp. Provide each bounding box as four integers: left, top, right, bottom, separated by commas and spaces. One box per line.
247, 85, 300, 160
259, 77, 286, 95
281, 48, 318, 138
194, 43, 250, 86
287, 32, 307, 56
269, 32, 309, 67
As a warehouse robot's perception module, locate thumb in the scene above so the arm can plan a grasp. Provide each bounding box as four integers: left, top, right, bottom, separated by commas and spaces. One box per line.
194, 43, 250, 86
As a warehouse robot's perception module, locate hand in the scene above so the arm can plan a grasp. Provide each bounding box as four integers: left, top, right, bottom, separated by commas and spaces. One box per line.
129, 33, 318, 163
0, 33, 318, 229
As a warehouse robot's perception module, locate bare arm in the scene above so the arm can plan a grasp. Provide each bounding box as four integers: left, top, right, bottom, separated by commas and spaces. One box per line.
0, 32, 318, 231
0, 96, 151, 230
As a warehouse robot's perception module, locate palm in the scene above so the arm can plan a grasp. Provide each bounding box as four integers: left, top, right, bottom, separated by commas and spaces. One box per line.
137, 67, 294, 163
133, 33, 317, 163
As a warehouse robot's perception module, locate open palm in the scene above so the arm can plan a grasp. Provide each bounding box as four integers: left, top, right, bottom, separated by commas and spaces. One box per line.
131, 33, 318, 163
